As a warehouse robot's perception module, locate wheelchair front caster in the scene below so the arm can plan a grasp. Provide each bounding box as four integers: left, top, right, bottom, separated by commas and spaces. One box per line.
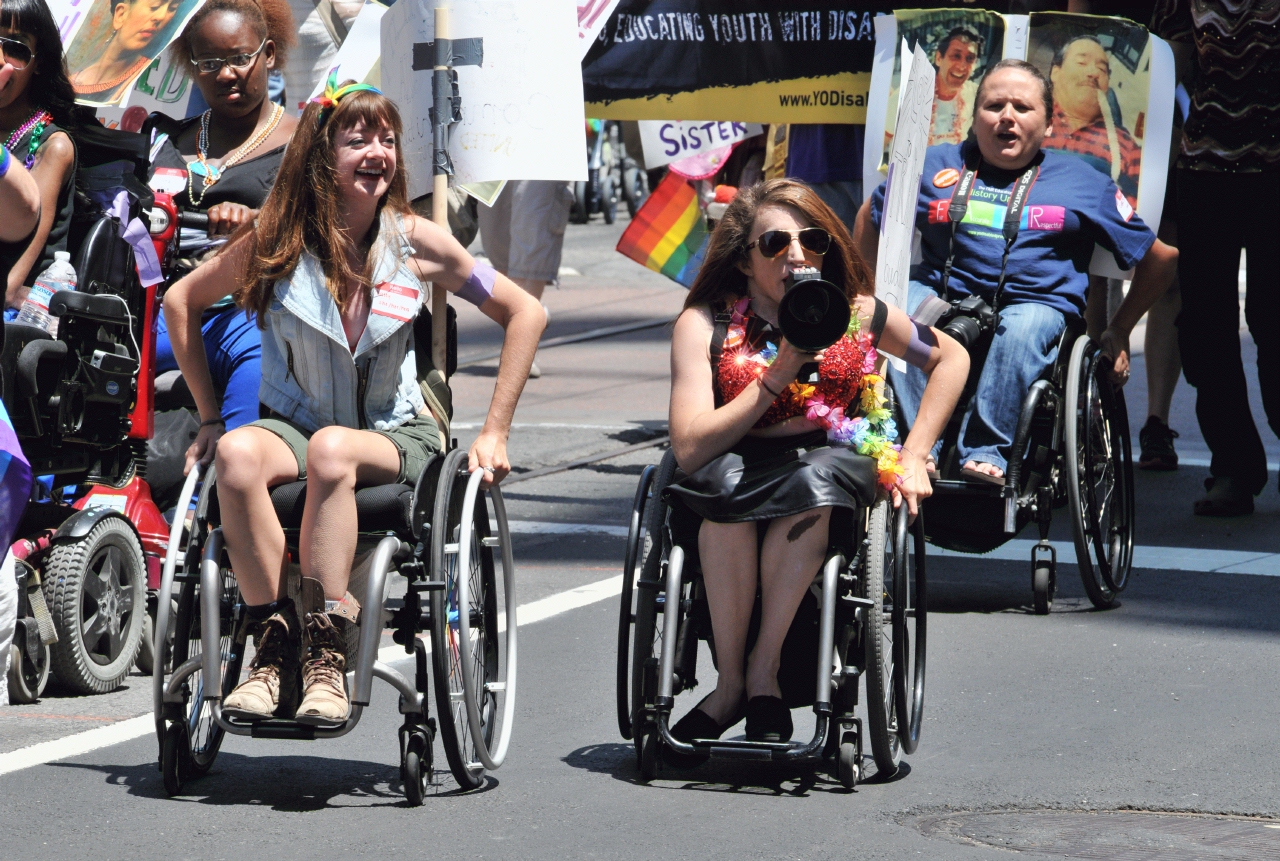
837, 731, 861, 790
402, 732, 430, 806
1033, 563, 1056, 615
161, 722, 189, 797
636, 727, 660, 781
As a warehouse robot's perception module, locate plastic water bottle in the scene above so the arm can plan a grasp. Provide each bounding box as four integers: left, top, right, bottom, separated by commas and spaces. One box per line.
15, 251, 77, 337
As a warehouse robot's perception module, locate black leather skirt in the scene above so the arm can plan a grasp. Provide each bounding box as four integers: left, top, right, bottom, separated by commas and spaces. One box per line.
663, 430, 880, 524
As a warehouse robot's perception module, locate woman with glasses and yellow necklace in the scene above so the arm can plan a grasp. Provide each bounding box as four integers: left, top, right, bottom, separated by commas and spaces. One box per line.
1, 0, 76, 314
148, 0, 296, 432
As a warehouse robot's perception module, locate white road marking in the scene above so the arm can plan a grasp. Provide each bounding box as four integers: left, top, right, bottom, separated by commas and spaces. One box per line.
0, 574, 625, 777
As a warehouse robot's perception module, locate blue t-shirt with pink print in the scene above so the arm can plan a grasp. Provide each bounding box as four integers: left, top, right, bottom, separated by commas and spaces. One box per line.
870, 140, 1155, 320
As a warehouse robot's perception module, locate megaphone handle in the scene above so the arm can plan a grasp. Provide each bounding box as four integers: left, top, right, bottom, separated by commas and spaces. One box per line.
798, 361, 820, 382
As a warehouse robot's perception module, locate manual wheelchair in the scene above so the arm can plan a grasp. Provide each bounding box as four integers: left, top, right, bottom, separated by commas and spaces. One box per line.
616, 446, 927, 787
909, 322, 1135, 614
151, 309, 518, 804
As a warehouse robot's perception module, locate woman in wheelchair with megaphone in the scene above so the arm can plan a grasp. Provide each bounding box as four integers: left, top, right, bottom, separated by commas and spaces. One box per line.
666, 179, 968, 745
164, 78, 544, 726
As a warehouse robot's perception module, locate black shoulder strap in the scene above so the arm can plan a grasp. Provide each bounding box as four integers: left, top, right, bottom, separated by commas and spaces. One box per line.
869, 298, 889, 345
708, 303, 733, 370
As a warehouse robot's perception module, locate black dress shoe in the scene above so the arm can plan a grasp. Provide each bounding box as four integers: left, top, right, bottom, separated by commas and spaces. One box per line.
663, 697, 745, 769
744, 695, 793, 743
1194, 476, 1256, 517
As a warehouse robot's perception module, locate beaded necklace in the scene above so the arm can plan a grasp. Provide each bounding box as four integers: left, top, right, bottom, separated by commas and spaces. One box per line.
187, 103, 284, 207
4, 109, 52, 169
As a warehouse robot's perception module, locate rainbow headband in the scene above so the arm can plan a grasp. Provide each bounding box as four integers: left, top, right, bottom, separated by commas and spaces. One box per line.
309, 67, 383, 117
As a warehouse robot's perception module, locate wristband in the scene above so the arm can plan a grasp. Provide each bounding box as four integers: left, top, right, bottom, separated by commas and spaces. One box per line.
456, 260, 497, 308
200, 418, 225, 428
760, 376, 783, 398
0, 145, 10, 178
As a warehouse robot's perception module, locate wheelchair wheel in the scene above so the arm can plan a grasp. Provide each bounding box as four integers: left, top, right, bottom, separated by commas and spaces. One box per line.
7, 640, 50, 705
43, 516, 147, 694
402, 732, 429, 807
863, 499, 901, 778
161, 721, 189, 797
617, 463, 657, 741
629, 450, 678, 770
430, 448, 516, 790
893, 512, 927, 756
1065, 337, 1135, 607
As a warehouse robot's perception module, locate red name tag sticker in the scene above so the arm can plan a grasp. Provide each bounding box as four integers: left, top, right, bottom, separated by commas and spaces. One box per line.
371, 281, 419, 322
1115, 189, 1134, 222
150, 167, 186, 195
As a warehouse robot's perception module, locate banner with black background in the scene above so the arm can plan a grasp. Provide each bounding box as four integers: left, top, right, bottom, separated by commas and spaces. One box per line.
582, 1, 1016, 123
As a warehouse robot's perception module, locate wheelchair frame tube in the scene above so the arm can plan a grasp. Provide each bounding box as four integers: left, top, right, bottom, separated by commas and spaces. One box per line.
200, 527, 225, 701
351, 536, 405, 706
814, 553, 842, 710
153, 464, 203, 744
1004, 379, 1052, 533
657, 545, 685, 704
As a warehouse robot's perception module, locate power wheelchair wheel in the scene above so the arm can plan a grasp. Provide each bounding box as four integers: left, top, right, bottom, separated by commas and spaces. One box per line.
863, 499, 901, 778
1065, 337, 1135, 607
893, 512, 927, 756
429, 448, 517, 790
43, 517, 147, 694
617, 463, 657, 741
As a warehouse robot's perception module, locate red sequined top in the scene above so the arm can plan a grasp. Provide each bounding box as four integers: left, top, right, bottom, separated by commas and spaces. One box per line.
711, 300, 877, 429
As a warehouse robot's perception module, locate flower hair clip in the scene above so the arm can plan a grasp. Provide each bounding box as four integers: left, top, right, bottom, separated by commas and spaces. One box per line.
310, 67, 383, 118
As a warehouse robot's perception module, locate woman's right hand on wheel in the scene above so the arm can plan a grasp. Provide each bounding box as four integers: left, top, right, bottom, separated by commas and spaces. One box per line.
892, 447, 932, 521
761, 338, 825, 393
184, 422, 224, 475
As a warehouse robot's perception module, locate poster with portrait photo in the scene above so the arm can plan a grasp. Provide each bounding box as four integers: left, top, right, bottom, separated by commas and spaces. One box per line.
63, 0, 203, 106
880, 8, 1005, 169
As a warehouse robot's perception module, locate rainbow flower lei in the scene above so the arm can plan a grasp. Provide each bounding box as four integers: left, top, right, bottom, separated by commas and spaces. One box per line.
728, 297, 904, 489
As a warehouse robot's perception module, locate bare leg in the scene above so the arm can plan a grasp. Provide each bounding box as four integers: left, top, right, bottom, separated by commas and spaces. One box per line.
298, 427, 401, 601
746, 507, 832, 699
214, 428, 303, 606
1143, 277, 1183, 423
697, 519, 757, 724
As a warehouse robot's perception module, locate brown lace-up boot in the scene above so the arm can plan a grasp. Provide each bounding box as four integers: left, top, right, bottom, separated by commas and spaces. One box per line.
296, 577, 361, 727
223, 602, 301, 721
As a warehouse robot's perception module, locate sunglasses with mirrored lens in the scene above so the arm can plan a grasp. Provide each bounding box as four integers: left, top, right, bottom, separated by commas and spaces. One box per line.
0, 37, 35, 70
747, 227, 831, 258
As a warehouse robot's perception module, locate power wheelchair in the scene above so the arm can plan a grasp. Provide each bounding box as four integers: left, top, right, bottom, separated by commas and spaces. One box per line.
616, 443, 927, 788
906, 319, 1135, 614
151, 307, 519, 804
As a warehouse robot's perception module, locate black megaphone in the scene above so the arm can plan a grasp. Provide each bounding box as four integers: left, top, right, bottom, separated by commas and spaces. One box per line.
778, 267, 851, 353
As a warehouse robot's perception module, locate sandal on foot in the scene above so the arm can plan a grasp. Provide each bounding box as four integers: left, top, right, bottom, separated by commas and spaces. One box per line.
960, 465, 1005, 486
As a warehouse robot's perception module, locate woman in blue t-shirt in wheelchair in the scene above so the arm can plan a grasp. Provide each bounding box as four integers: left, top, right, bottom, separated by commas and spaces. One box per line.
855, 59, 1178, 485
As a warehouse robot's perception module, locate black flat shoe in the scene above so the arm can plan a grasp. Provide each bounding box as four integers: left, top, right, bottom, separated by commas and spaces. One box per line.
1194, 476, 1256, 517
744, 695, 793, 743
663, 696, 746, 769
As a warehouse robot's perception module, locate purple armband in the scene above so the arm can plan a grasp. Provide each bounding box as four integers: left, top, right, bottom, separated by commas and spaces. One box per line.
904, 320, 936, 370
457, 260, 497, 308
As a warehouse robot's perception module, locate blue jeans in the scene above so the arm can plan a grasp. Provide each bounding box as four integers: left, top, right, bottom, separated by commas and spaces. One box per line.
888, 281, 1066, 472
156, 304, 262, 430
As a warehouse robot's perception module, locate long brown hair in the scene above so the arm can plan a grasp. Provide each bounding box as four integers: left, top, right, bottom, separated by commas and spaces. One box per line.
234, 85, 413, 322
684, 178, 873, 312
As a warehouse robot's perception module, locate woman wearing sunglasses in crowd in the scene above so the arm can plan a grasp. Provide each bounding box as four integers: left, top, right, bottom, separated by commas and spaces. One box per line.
0, 0, 76, 315
69, 0, 180, 104
148, 0, 296, 431
664, 179, 968, 751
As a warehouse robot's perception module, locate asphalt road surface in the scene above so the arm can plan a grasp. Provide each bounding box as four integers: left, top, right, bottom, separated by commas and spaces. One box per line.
2, 213, 1278, 860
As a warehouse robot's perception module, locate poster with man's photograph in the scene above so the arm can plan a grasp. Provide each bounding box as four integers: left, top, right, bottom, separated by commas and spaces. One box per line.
882, 8, 1005, 168
63, 0, 203, 106
1027, 12, 1151, 210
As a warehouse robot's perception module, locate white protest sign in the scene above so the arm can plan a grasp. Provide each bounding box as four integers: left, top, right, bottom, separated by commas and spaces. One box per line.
577, 0, 620, 59
638, 120, 763, 170
875, 42, 934, 372
308, 1, 387, 99
381, 0, 587, 199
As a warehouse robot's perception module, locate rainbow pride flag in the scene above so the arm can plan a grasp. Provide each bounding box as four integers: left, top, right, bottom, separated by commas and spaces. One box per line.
0, 398, 31, 551
616, 171, 709, 288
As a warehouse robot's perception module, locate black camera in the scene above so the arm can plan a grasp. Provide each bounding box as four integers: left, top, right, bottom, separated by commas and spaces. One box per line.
778, 267, 850, 352
930, 294, 999, 351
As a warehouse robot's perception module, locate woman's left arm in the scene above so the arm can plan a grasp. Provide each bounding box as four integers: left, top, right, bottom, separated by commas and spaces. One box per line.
4, 131, 74, 310
1098, 238, 1178, 385
408, 215, 546, 486
865, 295, 969, 517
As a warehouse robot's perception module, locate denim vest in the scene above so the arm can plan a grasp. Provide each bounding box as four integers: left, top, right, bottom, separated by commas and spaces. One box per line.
258, 212, 427, 432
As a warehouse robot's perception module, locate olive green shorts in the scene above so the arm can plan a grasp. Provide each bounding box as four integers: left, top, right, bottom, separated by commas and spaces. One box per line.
249, 412, 443, 485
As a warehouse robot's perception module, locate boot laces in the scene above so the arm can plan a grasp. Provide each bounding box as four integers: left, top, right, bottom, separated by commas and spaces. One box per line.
245, 616, 291, 682
304, 613, 346, 690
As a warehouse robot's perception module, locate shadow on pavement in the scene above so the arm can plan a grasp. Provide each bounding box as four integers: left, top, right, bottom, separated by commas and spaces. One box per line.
49, 754, 498, 810
562, 742, 912, 797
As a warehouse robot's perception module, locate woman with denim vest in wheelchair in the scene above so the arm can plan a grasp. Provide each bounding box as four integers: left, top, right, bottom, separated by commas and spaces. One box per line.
163, 79, 544, 727
666, 179, 969, 746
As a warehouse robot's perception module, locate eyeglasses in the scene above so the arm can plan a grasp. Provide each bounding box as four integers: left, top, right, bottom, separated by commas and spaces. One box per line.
190, 38, 266, 75
0, 37, 35, 71
746, 227, 831, 259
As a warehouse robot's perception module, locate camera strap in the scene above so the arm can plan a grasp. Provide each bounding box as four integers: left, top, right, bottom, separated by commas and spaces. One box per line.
938, 150, 1040, 314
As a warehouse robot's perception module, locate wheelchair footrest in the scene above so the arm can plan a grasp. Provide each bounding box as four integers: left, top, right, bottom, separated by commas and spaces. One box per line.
695, 738, 794, 755
708, 745, 775, 762
243, 720, 319, 741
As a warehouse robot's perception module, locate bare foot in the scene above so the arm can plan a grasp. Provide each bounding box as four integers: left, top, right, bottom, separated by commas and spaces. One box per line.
962, 461, 1004, 479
